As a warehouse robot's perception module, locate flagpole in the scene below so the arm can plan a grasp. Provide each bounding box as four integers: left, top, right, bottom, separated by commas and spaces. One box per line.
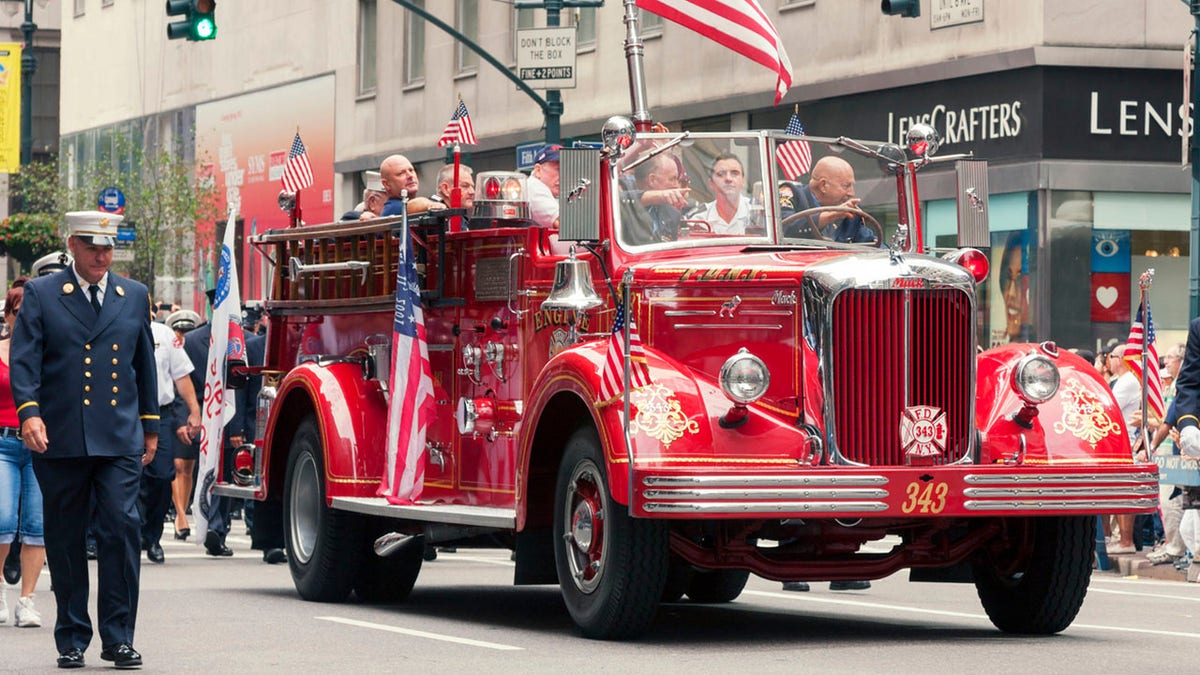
451, 143, 463, 233
1139, 269, 1155, 446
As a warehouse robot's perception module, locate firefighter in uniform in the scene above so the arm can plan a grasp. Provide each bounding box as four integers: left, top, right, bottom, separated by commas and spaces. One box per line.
10, 211, 159, 670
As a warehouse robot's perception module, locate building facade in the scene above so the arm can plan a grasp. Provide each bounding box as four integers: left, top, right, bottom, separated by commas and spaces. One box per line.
59, 0, 1195, 351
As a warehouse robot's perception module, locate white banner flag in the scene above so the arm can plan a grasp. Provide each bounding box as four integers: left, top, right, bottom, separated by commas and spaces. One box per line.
192, 212, 245, 542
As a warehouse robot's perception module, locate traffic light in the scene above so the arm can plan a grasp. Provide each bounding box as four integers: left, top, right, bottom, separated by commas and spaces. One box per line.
881, 0, 920, 18
166, 0, 217, 41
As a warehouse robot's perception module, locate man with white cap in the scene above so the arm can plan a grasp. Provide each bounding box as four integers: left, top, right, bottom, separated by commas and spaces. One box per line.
30, 252, 73, 278
9, 210, 158, 670
340, 170, 388, 221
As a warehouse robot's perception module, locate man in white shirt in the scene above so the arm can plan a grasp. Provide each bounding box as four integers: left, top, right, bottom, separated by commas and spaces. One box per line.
527, 144, 562, 228
140, 320, 201, 564
699, 153, 751, 235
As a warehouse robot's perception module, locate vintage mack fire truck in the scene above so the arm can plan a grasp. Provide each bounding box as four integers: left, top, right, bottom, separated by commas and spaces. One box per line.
218, 17, 1159, 642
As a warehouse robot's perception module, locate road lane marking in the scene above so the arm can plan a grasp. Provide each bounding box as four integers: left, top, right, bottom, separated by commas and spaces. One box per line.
1087, 587, 1200, 602
316, 616, 524, 650
434, 554, 516, 567
744, 590, 1200, 639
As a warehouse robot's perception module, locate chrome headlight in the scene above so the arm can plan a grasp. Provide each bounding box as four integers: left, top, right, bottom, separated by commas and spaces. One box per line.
1012, 353, 1060, 404
719, 348, 770, 404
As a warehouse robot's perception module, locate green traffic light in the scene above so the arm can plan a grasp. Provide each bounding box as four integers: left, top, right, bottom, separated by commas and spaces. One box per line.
194, 16, 216, 40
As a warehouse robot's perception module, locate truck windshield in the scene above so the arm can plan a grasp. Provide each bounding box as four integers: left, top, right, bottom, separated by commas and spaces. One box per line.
614, 131, 897, 252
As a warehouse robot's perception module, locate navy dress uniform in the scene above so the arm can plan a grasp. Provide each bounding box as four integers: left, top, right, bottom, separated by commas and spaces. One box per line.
9, 211, 158, 669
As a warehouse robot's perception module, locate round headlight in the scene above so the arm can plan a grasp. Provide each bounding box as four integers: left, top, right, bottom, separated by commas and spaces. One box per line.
1013, 353, 1060, 404
720, 348, 770, 404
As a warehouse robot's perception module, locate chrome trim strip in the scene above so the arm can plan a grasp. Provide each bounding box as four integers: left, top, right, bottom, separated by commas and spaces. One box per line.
664, 310, 715, 316
963, 486, 1159, 498
642, 474, 889, 487
963, 472, 1160, 484
642, 501, 889, 514
963, 498, 1158, 511
332, 497, 516, 528
642, 487, 888, 500
671, 323, 784, 330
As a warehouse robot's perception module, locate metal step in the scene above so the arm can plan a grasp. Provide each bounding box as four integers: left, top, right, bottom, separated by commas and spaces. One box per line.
331, 497, 516, 529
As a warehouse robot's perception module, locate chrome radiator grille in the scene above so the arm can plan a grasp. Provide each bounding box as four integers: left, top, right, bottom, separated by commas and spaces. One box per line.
830, 288, 973, 465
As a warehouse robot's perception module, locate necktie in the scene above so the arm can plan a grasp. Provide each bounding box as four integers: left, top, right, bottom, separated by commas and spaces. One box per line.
88, 284, 102, 314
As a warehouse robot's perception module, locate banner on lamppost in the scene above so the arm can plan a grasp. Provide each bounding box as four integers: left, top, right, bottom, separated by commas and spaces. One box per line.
0, 43, 21, 173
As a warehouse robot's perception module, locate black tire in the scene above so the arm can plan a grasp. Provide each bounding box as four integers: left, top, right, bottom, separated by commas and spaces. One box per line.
355, 536, 423, 604
283, 416, 364, 602
553, 427, 668, 640
972, 516, 1094, 634
685, 569, 750, 603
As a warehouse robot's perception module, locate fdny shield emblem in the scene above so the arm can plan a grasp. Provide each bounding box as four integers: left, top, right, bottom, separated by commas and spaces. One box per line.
899, 405, 947, 460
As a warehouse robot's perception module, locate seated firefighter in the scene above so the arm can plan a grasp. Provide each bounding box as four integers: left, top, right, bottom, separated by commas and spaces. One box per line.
779, 156, 877, 244
620, 152, 691, 245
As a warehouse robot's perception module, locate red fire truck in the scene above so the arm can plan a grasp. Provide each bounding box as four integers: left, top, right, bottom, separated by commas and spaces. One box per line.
220, 25, 1158, 643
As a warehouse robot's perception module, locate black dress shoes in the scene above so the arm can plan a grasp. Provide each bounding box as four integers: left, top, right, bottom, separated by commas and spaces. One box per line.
781, 581, 811, 592
146, 542, 165, 564
205, 531, 233, 557
262, 548, 287, 564
57, 648, 85, 669
174, 528, 190, 541
100, 643, 143, 669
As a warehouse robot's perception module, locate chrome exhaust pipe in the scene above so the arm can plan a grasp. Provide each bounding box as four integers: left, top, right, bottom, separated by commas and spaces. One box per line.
373, 532, 415, 558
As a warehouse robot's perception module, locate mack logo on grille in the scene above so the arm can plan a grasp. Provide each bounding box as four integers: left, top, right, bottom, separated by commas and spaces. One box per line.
900, 405, 947, 459
892, 277, 926, 289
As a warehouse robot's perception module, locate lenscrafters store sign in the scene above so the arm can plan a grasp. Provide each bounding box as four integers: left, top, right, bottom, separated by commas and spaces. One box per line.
754, 67, 1188, 164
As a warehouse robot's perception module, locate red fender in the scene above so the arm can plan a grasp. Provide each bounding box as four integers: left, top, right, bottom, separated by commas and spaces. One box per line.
266, 361, 389, 501
976, 344, 1136, 465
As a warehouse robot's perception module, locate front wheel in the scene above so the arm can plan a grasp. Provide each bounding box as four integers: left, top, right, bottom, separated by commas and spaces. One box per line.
553, 427, 668, 640
283, 416, 364, 602
972, 516, 1094, 634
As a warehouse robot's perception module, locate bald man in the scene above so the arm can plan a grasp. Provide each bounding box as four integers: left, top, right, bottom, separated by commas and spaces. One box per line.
778, 156, 876, 243
379, 154, 446, 217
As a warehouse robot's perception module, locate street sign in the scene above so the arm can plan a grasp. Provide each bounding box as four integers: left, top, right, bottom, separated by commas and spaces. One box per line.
117, 226, 137, 243
112, 249, 134, 262
98, 186, 126, 214
516, 141, 543, 172
516, 27, 576, 90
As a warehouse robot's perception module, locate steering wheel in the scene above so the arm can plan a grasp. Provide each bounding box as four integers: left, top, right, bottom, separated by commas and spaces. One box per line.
677, 218, 714, 238
780, 206, 884, 247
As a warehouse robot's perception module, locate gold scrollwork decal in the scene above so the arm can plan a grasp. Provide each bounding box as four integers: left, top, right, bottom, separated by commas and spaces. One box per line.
629, 383, 699, 448
1053, 378, 1122, 448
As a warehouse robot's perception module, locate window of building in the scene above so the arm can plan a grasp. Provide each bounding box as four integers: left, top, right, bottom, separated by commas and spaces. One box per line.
405, 0, 426, 86
102, 0, 114, 8
456, 0, 479, 75
780, 0, 816, 11
357, 0, 377, 95
74, 0, 85, 17
513, 7, 537, 63
573, 7, 596, 51
641, 8, 662, 35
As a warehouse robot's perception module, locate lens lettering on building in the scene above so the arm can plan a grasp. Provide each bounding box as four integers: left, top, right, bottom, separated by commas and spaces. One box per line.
1087, 91, 1193, 139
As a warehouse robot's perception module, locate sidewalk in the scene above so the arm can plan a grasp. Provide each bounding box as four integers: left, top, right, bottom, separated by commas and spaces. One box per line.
1103, 548, 1198, 582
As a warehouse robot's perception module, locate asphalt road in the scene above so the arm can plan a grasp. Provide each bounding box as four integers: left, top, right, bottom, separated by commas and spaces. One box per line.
3, 531, 1198, 674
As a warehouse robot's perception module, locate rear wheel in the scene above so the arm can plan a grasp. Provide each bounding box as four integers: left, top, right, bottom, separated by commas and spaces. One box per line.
685, 569, 750, 603
972, 516, 1094, 634
283, 416, 364, 602
553, 427, 668, 639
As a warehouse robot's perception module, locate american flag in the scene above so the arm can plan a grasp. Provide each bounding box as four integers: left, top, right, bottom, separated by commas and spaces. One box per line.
1125, 301, 1165, 421
598, 302, 651, 402
636, 0, 792, 105
378, 225, 435, 505
777, 111, 812, 180
281, 132, 314, 193
437, 99, 477, 147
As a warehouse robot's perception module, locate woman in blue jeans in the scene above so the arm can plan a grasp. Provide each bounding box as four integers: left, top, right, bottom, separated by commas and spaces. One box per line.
0, 281, 45, 627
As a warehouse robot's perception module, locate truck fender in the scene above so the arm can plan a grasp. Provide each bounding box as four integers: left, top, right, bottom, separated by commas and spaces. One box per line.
976, 344, 1133, 464
265, 360, 389, 502
519, 340, 801, 528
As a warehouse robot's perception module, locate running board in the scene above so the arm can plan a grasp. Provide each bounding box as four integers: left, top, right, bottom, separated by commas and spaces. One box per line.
212, 485, 259, 499
331, 497, 516, 529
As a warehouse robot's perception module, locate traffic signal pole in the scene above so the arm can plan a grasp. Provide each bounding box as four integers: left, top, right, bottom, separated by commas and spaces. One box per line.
389, 0, 561, 144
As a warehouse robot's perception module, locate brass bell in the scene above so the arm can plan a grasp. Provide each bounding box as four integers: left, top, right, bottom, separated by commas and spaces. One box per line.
542, 247, 603, 312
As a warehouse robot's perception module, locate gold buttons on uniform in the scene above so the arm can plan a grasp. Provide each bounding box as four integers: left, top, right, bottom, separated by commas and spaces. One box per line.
112, 358, 118, 365
111, 400, 117, 406
84, 371, 92, 378
112, 344, 119, 351
84, 357, 92, 365
85, 344, 92, 351
83, 399, 90, 406
84, 385, 91, 392
111, 373, 118, 380
112, 386, 119, 393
